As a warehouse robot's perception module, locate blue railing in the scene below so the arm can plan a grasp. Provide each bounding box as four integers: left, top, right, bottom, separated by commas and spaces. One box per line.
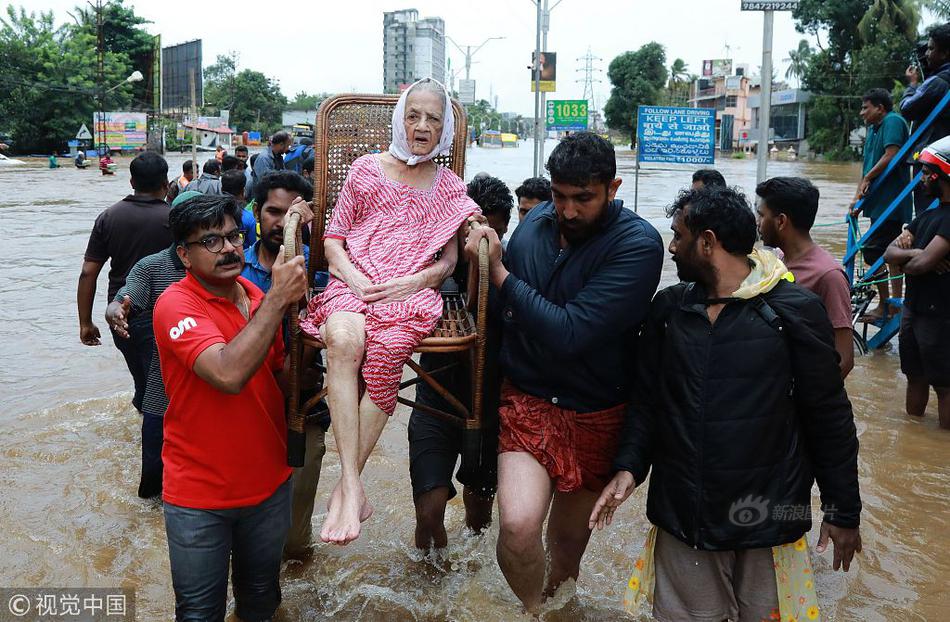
842, 89, 950, 348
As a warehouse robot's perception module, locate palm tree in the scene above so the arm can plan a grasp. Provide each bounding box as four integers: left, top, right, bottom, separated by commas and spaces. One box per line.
784, 40, 813, 81
668, 58, 689, 105
926, 0, 950, 19
858, 0, 919, 43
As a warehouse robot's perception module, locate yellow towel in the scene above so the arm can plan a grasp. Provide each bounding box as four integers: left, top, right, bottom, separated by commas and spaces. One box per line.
623, 527, 821, 622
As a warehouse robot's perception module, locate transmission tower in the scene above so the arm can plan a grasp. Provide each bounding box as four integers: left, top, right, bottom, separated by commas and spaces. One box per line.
576, 47, 603, 130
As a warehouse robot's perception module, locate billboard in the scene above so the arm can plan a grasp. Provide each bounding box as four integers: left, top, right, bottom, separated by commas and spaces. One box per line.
702, 58, 733, 77
459, 79, 476, 104
637, 106, 716, 165
161, 40, 202, 111
93, 112, 148, 150
546, 100, 588, 131
529, 51, 556, 92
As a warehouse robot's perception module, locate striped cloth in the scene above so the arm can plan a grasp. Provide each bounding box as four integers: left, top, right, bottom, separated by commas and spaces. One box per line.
115, 245, 186, 417
300, 154, 480, 415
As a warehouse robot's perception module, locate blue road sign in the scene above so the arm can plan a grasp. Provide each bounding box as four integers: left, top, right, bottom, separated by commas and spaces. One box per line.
637, 106, 716, 165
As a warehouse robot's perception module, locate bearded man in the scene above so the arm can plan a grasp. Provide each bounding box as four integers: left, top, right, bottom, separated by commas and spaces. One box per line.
465, 131, 664, 613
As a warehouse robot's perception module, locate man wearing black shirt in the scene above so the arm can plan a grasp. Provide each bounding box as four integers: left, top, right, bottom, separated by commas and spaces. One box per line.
78, 151, 171, 413
885, 136, 950, 429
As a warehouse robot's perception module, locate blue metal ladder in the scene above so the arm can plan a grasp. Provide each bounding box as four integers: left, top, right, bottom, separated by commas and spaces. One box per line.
841, 90, 950, 349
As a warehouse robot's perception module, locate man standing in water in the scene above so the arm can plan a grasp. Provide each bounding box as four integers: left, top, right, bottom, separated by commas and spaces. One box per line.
154, 194, 307, 619
78, 151, 171, 415
591, 186, 862, 621
756, 176, 855, 378
885, 136, 950, 429
465, 132, 663, 613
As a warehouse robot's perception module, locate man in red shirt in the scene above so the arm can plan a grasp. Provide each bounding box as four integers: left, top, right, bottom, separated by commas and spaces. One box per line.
756, 176, 855, 378
153, 193, 307, 621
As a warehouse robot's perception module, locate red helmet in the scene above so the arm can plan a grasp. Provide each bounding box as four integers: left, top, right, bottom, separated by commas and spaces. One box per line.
919, 135, 950, 177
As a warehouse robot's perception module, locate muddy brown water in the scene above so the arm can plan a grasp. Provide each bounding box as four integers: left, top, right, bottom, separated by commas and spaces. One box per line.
0, 146, 947, 621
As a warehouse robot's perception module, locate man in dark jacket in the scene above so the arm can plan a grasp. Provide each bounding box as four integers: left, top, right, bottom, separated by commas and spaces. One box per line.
465, 132, 663, 613
590, 186, 862, 622
902, 22, 950, 216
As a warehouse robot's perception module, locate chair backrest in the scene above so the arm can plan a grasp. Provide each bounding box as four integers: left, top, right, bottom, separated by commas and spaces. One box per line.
309, 93, 468, 278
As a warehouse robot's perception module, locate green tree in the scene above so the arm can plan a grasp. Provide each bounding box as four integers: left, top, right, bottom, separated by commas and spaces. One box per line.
67, 0, 157, 110
604, 42, 668, 142
924, 0, 950, 18
858, 0, 919, 43
793, 0, 918, 155
784, 40, 813, 80
228, 71, 287, 133
665, 58, 690, 106
286, 91, 329, 111
202, 53, 288, 132
0, 5, 134, 153
203, 52, 239, 111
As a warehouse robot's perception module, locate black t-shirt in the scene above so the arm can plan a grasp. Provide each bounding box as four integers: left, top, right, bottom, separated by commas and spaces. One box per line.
84, 195, 172, 300
905, 203, 950, 315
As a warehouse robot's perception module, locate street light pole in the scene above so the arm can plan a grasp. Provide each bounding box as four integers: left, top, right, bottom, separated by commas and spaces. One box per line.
532, 0, 542, 176
446, 36, 505, 98
532, 0, 563, 176
757, 9, 774, 186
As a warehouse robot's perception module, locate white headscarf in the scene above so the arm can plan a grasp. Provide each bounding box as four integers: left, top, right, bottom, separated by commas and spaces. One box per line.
389, 78, 455, 166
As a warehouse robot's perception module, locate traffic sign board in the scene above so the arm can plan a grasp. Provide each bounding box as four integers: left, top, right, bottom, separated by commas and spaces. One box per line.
740, 0, 799, 10
76, 124, 92, 140
546, 100, 588, 131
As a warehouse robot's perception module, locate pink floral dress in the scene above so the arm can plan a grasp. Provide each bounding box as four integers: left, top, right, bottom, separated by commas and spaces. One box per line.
300, 154, 480, 415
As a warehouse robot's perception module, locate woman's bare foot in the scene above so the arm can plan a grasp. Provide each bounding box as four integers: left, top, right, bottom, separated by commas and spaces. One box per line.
321, 477, 368, 545
327, 480, 374, 522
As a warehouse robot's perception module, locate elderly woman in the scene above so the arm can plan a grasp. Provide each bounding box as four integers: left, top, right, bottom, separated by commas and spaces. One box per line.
300, 78, 479, 545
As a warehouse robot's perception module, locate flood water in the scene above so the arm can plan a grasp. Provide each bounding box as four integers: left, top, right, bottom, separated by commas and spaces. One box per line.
0, 143, 947, 621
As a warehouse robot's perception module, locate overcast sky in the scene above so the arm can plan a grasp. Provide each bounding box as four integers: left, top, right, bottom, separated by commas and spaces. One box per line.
28, 0, 941, 116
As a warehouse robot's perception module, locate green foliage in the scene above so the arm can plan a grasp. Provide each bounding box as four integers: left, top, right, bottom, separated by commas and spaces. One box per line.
0, 5, 135, 153
286, 91, 329, 111
784, 40, 813, 80
67, 0, 155, 108
925, 0, 950, 19
858, 0, 919, 43
793, 0, 919, 153
202, 53, 287, 133
604, 42, 668, 141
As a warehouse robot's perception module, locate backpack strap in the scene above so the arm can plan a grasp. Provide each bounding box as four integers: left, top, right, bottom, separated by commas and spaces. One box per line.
750, 295, 785, 335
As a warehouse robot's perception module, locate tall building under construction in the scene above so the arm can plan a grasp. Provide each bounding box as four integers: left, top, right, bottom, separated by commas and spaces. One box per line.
382, 9, 445, 93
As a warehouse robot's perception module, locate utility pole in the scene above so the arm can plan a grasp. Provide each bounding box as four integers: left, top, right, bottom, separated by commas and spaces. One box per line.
576, 46, 602, 130
757, 10, 774, 186
447, 36, 505, 90
532, 0, 563, 175
94, 0, 105, 164
190, 69, 198, 175
532, 0, 542, 176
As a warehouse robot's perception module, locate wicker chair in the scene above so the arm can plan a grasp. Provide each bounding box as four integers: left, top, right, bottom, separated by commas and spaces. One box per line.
282, 94, 489, 475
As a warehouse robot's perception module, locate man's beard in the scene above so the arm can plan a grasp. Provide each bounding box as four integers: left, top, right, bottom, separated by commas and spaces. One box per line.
674, 244, 716, 286
261, 228, 282, 254
558, 202, 608, 246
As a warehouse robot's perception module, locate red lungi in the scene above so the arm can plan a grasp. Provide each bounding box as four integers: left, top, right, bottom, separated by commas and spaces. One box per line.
497, 382, 626, 493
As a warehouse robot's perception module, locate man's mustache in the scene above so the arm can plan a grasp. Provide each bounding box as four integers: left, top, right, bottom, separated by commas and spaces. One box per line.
216, 253, 242, 267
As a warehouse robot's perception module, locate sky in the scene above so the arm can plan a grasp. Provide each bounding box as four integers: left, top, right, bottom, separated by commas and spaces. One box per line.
24, 0, 933, 117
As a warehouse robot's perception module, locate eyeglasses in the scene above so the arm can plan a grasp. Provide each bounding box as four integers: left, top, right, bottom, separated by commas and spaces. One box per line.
183, 229, 245, 253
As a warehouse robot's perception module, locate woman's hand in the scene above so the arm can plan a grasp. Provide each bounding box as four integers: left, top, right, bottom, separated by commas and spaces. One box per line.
362, 274, 424, 304
343, 270, 376, 301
